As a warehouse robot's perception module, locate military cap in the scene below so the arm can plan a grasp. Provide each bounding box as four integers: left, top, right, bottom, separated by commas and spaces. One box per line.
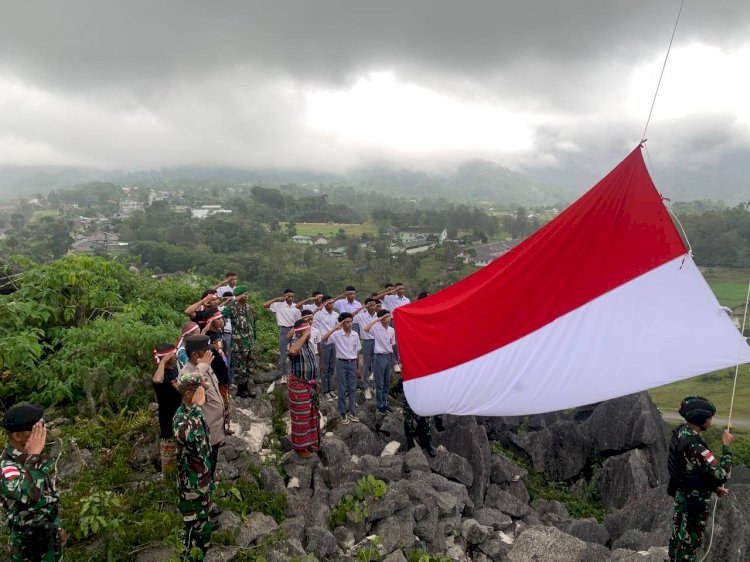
233, 284, 249, 296
3, 403, 44, 432
185, 335, 211, 356
176, 372, 208, 393
679, 396, 716, 425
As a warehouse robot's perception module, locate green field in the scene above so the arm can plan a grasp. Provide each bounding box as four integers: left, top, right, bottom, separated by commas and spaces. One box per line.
703, 267, 750, 308
648, 268, 750, 421
30, 209, 59, 222
285, 221, 378, 237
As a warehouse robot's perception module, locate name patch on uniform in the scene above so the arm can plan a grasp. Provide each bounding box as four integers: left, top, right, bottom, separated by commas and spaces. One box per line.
701, 450, 716, 464
2, 466, 21, 480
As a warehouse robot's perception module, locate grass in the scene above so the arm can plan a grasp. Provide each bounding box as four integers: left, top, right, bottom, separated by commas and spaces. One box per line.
647, 267, 750, 422
30, 209, 60, 222
648, 368, 750, 421
284, 221, 378, 237
703, 267, 750, 308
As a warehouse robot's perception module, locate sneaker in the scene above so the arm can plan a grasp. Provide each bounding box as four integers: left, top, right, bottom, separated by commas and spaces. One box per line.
325, 392, 334, 402
394, 363, 402, 373
330, 391, 338, 399
341, 414, 350, 425
348, 414, 359, 423
364, 388, 372, 400
280, 374, 288, 384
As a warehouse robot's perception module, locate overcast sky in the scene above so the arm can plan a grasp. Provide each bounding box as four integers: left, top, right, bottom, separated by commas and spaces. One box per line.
1, 1, 749, 182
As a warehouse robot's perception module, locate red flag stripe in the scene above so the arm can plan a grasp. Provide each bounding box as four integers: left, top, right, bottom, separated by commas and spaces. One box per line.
395, 146, 686, 380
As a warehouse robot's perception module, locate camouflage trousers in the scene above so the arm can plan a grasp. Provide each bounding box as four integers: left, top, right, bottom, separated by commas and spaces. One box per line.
668, 491, 710, 562
9, 523, 62, 562
403, 402, 432, 449
178, 494, 212, 561
232, 348, 253, 386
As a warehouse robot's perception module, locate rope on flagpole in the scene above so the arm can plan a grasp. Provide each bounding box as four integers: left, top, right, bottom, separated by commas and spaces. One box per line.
727, 281, 750, 429
640, 0, 686, 143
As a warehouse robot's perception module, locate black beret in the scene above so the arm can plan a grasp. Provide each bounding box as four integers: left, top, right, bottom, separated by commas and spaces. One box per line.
185, 335, 211, 356
679, 396, 716, 425
3, 404, 44, 432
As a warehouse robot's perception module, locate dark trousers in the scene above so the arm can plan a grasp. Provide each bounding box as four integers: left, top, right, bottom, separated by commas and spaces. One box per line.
320, 342, 336, 394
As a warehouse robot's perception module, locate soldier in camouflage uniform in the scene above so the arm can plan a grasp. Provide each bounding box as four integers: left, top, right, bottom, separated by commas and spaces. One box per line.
223, 284, 257, 398
1, 403, 64, 562
667, 396, 733, 562
174, 373, 215, 560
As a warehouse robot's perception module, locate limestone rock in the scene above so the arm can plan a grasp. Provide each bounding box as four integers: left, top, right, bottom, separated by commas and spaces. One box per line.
484, 484, 531, 519
236, 512, 279, 547
305, 525, 339, 560
403, 446, 431, 473
592, 448, 661, 509
359, 454, 404, 482
473, 507, 514, 531
372, 506, 415, 554
461, 518, 492, 545
603, 485, 672, 546
507, 525, 610, 561
433, 416, 491, 509
427, 449, 474, 488
515, 421, 591, 481
337, 422, 383, 457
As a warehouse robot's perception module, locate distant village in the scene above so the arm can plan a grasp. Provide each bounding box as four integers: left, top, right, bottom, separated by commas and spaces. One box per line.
0, 184, 543, 269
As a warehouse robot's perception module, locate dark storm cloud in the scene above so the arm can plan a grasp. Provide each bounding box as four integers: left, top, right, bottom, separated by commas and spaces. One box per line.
0, 1, 749, 172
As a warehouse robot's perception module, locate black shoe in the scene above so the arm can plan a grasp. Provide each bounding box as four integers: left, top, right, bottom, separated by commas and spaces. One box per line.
434, 416, 445, 432
385, 405, 393, 413
425, 444, 437, 457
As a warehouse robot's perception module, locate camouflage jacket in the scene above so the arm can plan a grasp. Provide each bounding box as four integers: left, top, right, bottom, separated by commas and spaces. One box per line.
224, 301, 255, 353
173, 404, 214, 499
670, 424, 732, 498
0, 445, 60, 529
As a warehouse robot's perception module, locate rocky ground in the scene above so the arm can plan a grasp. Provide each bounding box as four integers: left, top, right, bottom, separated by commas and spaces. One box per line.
128, 372, 750, 562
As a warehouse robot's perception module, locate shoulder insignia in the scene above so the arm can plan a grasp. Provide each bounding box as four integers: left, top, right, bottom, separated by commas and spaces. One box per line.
2, 465, 21, 480
700, 449, 716, 465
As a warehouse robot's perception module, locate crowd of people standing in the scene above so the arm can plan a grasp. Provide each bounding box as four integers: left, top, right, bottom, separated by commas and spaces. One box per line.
149, 273, 436, 558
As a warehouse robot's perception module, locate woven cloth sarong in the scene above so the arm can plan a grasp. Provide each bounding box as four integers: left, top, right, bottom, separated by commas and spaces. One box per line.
288, 375, 320, 451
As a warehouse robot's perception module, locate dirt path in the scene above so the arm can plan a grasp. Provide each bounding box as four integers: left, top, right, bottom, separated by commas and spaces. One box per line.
661, 410, 750, 431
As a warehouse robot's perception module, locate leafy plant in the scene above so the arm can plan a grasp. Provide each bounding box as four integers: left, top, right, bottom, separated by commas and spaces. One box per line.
355, 535, 383, 562
330, 475, 388, 527
75, 491, 123, 539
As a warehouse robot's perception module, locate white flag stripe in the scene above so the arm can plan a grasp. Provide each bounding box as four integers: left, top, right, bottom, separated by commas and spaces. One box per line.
404, 255, 750, 416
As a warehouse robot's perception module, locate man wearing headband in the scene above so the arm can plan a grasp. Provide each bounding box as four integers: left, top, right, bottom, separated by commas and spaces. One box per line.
333, 285, 362, 316
173, 372, 214, 559
152, 342, 181, 474
322, 312, 361, 424
223, 285, 257, 399
287, 318, 321, 458
354, 298, 378, 400
180, 335, 225, 483
201, 308, 232, 434
313, 295, 339, 402
296, 290, 324, 313
176, 321, 200, 370
1, 403, 65, 561
382, 282, 408, 373
264, 289, 301, 377
185, 290, 220, 330
364, 310, 397, 415
667, 396, 733, 561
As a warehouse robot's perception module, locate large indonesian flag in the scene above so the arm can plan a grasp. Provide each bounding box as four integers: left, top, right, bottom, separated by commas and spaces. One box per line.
395, 146, 750, 416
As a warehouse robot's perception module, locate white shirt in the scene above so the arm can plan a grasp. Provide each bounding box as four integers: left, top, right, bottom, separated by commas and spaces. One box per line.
328, 329, 361, 360
369, 322, 396, 354
334, 298, 362, 315
216, 284, 235, 299
313, 308, 338, 336
383, 294, 410, 312
302, 303, 320, 313
354, 310, 377, 341
309, 326, 322, 355
270, 301, 301, 327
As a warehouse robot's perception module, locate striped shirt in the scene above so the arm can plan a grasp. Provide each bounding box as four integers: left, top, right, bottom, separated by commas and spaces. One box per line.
288, 337, 320, 381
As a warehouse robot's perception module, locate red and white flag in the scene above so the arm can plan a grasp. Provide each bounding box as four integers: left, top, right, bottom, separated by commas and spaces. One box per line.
395, 146, 750, 416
